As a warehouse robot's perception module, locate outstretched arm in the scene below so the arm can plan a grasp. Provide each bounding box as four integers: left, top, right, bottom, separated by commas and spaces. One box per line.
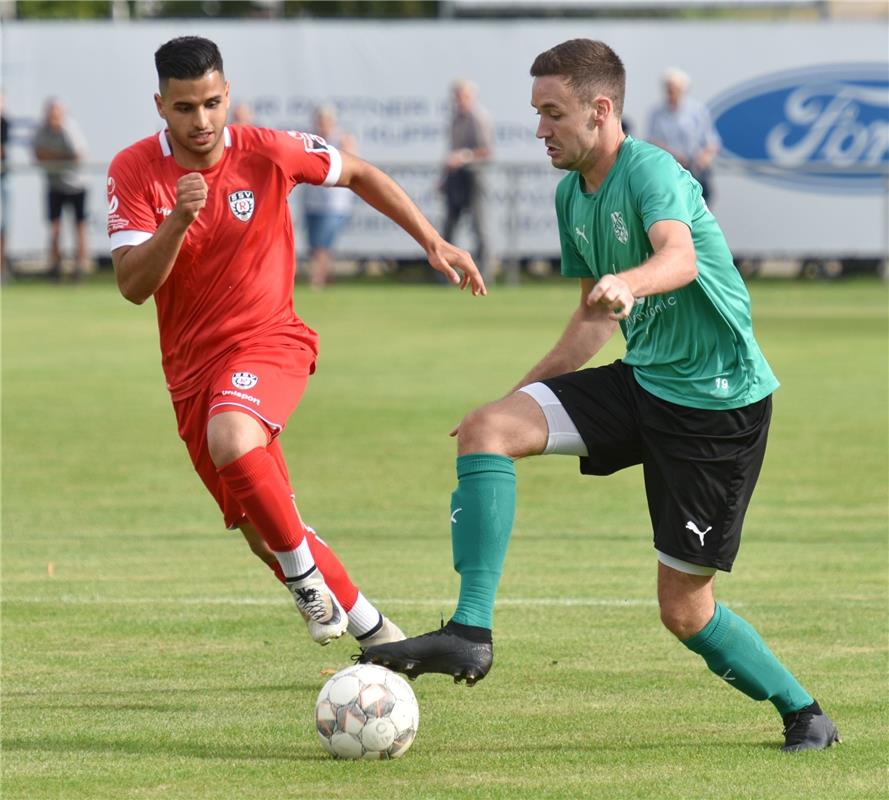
337, 151, 486, 296
111, 173, 207, 305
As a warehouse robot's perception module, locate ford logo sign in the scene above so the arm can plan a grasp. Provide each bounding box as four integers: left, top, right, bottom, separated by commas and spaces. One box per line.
709, 64, 888, 193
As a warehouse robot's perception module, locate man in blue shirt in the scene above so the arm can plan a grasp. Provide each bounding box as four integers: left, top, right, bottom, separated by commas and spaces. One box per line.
647, 67, 720, 203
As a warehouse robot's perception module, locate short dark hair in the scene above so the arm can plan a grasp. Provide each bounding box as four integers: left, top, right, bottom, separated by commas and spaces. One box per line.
530, 39, 625, 116
154, 36, 224, 86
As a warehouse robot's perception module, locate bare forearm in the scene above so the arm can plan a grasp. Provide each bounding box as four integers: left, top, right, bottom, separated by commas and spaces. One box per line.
336, 153, 484, 292
114, 217, 190, 304
346, 161, 438, 251
618, 244, 697, 299
510, 307, 616, 393
113, 172, 208, 304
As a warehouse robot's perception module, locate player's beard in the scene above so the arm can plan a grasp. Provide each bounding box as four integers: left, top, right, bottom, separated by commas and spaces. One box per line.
547, 145, 579, 172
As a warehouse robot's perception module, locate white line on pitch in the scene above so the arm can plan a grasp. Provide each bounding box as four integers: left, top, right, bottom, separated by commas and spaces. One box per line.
6, 595, 662, 608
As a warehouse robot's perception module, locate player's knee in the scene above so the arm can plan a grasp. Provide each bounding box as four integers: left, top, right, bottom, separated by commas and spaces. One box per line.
457, 405, 510, 455
208, 432, 237, 466
207, 428, 253, 467
207, 412, 268, 467
209, 447, 234, 468
659, 602, 708, 641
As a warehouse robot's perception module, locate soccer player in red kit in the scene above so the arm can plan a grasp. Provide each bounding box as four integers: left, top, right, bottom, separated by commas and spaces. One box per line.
107, 36, 486, 648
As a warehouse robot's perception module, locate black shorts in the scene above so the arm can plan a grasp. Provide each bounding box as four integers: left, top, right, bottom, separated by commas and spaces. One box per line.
47, 189, 87, 222
543, 360, 772, 572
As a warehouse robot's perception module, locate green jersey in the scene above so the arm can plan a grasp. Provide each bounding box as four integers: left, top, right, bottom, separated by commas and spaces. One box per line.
555, 136, 778, 410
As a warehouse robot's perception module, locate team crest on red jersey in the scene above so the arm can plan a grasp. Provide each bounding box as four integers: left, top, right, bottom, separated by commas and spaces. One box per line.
228, 190, 255, 222
232, 371, 258, 389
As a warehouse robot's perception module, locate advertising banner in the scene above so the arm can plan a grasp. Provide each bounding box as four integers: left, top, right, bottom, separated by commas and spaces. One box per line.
2, 19, 886, 262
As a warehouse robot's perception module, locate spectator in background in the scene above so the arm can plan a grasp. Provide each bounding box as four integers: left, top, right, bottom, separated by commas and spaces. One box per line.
1, 94, 10, 281
302, 106, 355, 289
230, 102, 254, 125
32, 98, 90, 281
441, 79, 493, 282
647, 68, 720, 204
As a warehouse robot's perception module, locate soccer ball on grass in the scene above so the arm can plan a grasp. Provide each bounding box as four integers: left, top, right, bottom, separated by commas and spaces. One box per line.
315, 663, 420, 759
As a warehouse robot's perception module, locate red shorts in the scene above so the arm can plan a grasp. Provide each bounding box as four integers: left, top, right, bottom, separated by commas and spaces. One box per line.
174, 343, 316, 528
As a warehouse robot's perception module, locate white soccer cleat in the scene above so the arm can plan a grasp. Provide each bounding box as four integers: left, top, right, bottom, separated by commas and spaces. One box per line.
356, 616, 406, 648
286, 569, 348, 646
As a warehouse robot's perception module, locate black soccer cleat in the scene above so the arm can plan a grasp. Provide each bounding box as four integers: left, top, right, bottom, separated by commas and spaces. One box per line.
781, 701, 841, 752
358, 620, 493, 687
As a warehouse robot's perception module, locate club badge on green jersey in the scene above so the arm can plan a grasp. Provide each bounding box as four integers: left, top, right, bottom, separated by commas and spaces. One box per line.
610, 211, 629, 244
554, 136, 779, 410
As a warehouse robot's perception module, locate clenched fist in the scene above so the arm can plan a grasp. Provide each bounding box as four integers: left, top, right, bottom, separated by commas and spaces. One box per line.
587, 273, 635, 320
173, 172, 208, 224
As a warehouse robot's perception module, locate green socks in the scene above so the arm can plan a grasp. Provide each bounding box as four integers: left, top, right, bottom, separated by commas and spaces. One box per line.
446, 450, 815, 718
683, 602, 814, 715
450, 453, 516, 630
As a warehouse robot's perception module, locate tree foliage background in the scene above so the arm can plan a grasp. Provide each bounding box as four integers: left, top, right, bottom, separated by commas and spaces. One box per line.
13, 1, 441, 20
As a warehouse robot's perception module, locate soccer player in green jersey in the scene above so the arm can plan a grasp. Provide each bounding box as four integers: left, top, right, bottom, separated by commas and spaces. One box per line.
362, 39, 839, 752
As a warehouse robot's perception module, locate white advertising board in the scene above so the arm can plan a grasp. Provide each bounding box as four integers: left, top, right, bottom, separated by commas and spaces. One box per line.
1, 19, 886, 262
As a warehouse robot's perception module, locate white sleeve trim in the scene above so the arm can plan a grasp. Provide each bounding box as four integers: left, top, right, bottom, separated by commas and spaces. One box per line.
110, 230, 153, 251
322, 145, 343, 187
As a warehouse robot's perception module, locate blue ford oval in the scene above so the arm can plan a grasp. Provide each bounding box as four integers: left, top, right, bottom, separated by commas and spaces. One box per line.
709, 64, 889, 193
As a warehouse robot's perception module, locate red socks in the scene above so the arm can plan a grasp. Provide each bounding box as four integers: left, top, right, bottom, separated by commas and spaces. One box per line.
303, 527, 359, 611
220, 447, 359, 611
217, 447, 305, 552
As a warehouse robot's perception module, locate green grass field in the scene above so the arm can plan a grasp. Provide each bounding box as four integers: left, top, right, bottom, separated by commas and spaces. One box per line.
2, 277, 887, 800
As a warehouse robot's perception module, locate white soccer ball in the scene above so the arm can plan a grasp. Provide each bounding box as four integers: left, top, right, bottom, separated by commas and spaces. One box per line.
315, 663, 420, 760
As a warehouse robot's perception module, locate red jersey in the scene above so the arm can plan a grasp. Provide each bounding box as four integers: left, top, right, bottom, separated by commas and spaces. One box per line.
107, 125, 340, 399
